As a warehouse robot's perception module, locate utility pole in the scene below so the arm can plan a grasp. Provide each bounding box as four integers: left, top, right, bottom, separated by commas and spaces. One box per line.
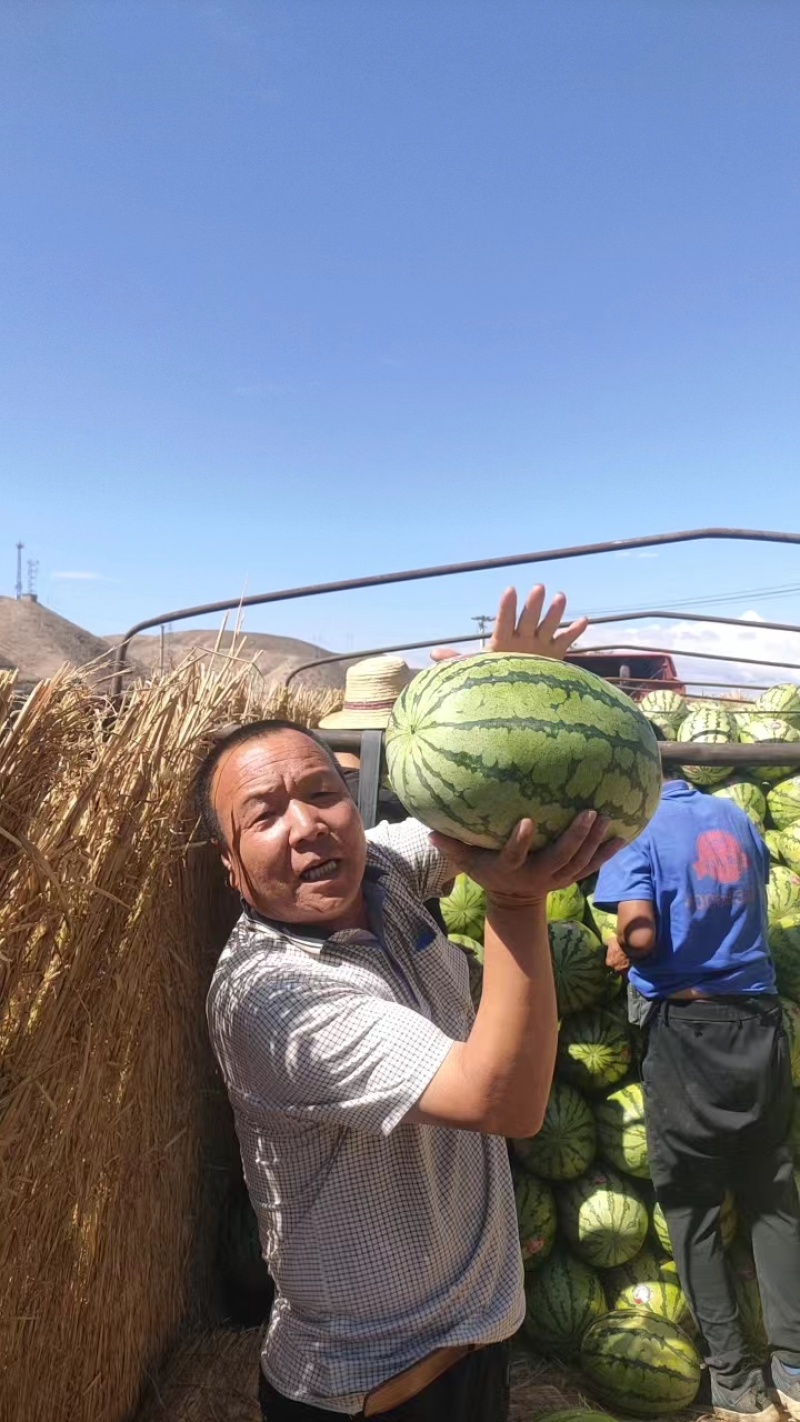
15, 542, 23, 600
472, 614, 493, 649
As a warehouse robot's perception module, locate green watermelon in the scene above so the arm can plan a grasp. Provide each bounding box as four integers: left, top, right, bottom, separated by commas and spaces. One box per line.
548, 883, 586, 923
651, 1201, 672, 1256
711, 778, 767, 830
447, 934, 483, 1009
782, 997, 800, 1085
523, 1248, 607, 1353
738, 717, 800, 783
677, 706, 738, 787
440, 874, 486, 940
514, 1170, 557, 1269
616, 1280, 696, 1338
766, 829, 786, 863
659, 1258, 679, 1284
586, 894, 618, 946
557, 1009, 632, 1094
639, 690, 687, 722
728, 1237, 768, 1362
513, 1081, 597, 1181
580, 1310, 702, 1415
385, 653, 662, 851
780, 824, 800, 874
550, 921, 608, 1015
769, 915, 800, 1002
768, 775, 800, 832
768, 865, 800, 921
594, 1082, 649, 1179
757, 683, 800, 730
558, 1165, 648, 1268
602, 1245, 663, 1306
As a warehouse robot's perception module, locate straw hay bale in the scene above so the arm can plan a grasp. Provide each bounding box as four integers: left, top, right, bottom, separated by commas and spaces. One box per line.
0, 662, 338, 1422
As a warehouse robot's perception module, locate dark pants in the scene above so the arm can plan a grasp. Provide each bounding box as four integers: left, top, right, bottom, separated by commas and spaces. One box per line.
258, 1343, 510, 1420
642, 996, 800, 1384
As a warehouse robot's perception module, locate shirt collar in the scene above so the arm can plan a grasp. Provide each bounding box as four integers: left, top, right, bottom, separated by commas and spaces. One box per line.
661, 779, 697, 799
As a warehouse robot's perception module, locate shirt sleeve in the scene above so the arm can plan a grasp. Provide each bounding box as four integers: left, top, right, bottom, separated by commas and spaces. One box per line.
212, 968, 456, 1138
367, 817, 457, 901
593, 834, 655, 911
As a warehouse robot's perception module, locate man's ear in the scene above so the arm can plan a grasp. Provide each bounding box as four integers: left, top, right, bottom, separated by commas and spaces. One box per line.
219, 844, 241, 893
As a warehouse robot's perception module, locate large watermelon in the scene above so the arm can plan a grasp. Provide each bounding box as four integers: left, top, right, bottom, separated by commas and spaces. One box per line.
766, 829, 786, 864
439, 874, 486, 940
514, 1081, 597, 1181
677, 706, 738, 787
639, 690, 687, 723
557, 1009, 632, 1094
586, 894, 618, 946
768, 776, 800, 832
769, 915, 800, 1002
523, 1248, 607, 1354
767, 865, 800, 922
782, 997, 800, 1085
616, 1280, 696, 1339
550, 921, 608, 1015
757, 683, 800, 730
580, 1310, 702, 1415
602, 1245, 664, 1306
558, 1165, 648, 1268
594, 1082, 649, 1179
738, 717, 800, 783
780, 824, 800, 875
514, 1170, 557, 1270
385, 653, 662, 851
548, 883, 587, 923
711, 778, 767, 831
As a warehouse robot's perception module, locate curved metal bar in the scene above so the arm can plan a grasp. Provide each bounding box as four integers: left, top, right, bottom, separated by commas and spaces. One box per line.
283, 608, 800, 685
577, 643, 800, 673
110, 527, 800, 695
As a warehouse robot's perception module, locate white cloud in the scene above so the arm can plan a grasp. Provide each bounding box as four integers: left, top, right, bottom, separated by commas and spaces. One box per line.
52, 571, 108, 582
581, 612, 800, 693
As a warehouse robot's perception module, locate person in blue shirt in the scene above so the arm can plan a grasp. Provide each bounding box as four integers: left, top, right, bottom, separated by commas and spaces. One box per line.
595, 747, 800, 1422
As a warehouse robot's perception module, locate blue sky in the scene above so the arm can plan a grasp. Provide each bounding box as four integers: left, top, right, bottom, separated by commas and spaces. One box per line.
2, 1, 799, 668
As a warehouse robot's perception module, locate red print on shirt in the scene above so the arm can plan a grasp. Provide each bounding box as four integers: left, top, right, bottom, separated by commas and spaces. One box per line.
693, 830, 750, 885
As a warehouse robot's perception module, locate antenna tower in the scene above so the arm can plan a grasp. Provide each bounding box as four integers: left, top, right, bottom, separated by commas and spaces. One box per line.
15, 542, 24, 600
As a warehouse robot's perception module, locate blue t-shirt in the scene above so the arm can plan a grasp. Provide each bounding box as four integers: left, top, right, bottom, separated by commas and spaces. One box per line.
594, 780, 774, 1000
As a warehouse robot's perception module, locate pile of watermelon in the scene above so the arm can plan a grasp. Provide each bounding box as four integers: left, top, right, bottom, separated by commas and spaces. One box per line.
439, 681, 800, 1417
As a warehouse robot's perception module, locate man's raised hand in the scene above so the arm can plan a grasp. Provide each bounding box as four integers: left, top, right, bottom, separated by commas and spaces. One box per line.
431, 585, 588, 664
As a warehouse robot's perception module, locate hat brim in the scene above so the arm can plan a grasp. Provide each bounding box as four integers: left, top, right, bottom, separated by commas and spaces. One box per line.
317, 707, 393, 730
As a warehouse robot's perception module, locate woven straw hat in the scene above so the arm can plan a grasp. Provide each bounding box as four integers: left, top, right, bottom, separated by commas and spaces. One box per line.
318, 656, 413, 729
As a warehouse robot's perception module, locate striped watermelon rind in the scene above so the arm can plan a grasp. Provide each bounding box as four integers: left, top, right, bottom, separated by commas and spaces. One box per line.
769, 915, 800, 1002
548, 883, 587, 923
617, 1280, 697, 1339
550, 921, 609, 1015
639, 690, 687, 720
385, 653, 662, 851
440, 874, 486, 941
765, 829, 786, 864
738, 717, 800, 783
514, 1170, 558, 1270
524, 1248, 607, 1353
580, 1310, 702, 1415
780, 824, 800, 875
710, 777, 767, 831
767, 865, 800, 921
514, 1081, 597, 1182
557, 1009, 633, 1095
602, 1245, 664, 1305
677, 706, 738, 787
757, 683, 800, 730
594, 1082, 650, 1179
558, 1165, 648, 1269
768, 776, 800, 832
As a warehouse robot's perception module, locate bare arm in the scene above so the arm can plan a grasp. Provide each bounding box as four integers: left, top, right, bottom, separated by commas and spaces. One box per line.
405, 812, 623, 1137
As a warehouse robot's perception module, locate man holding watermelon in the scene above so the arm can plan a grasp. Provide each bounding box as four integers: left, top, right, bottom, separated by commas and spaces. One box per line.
198, 586, 620, 1421
596, 751, 800, 1422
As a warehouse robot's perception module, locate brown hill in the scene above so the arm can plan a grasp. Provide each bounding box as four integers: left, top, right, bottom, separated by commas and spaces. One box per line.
0, 596, 124, 688
107, 628, 352, 689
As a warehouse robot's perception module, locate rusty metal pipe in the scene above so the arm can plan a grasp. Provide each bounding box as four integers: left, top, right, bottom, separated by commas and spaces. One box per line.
110, 527, 800, 696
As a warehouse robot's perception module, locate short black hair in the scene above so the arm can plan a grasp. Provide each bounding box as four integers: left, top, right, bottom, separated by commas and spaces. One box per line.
194, 719, 348, 844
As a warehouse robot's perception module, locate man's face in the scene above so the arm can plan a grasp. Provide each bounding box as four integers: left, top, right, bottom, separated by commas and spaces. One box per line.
211, 730, 368, 926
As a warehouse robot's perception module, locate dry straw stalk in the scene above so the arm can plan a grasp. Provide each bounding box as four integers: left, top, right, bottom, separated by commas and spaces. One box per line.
0, 657, 339, 1422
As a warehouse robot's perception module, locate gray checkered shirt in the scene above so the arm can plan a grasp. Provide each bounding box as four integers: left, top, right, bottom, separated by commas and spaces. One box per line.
207, 818, 524, 1414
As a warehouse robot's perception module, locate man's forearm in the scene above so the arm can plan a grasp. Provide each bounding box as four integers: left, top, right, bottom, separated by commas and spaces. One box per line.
458, 899, 558, 1137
